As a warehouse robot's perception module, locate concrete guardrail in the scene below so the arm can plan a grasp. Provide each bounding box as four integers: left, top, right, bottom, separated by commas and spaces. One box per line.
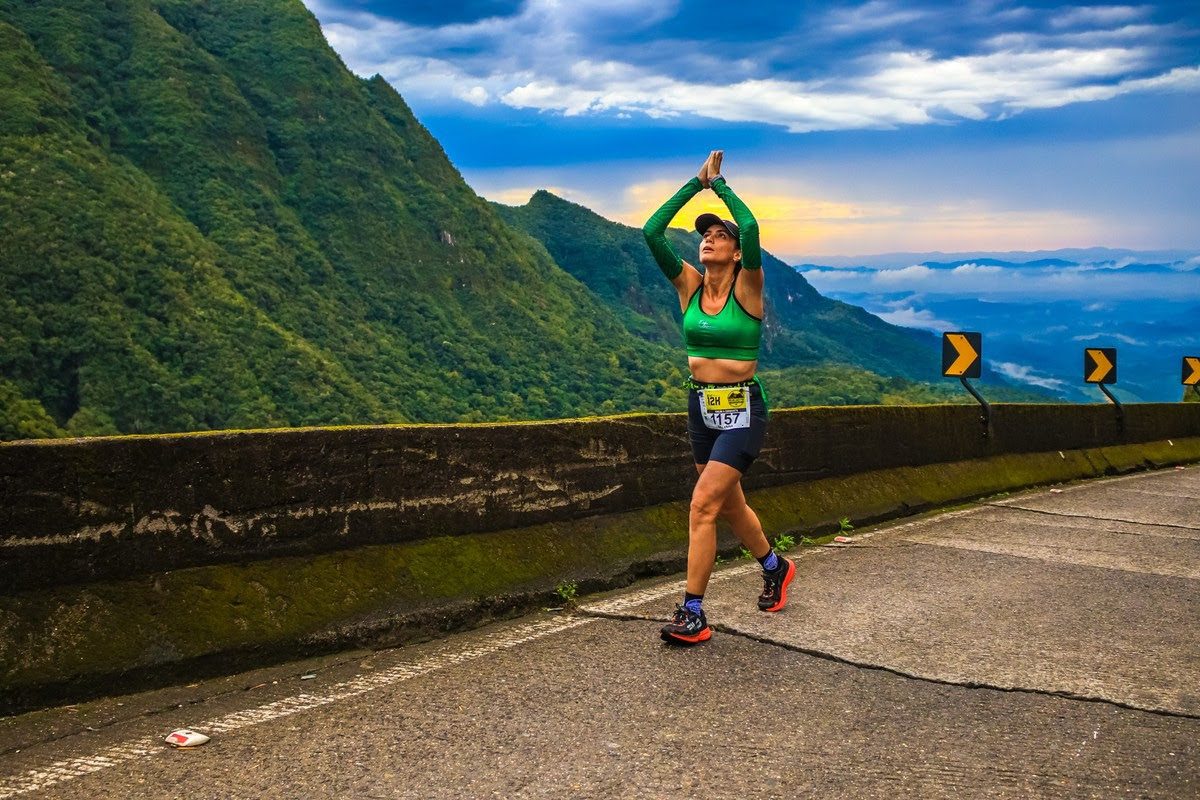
2, 402, 1199, 713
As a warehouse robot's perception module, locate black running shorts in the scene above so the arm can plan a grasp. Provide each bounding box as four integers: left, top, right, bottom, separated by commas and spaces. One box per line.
686, 379, 768, 473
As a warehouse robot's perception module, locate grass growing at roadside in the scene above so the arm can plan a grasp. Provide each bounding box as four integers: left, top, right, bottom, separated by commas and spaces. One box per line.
554, 581, 578, 604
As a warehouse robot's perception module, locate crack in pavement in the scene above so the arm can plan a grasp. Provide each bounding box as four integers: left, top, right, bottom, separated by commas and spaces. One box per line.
981, 503, 1200, 534
579, 610, 1200, 722
718, 624, 1200, 721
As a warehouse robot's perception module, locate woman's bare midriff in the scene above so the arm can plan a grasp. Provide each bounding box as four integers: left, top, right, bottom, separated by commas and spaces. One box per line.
688, 356, 757, 384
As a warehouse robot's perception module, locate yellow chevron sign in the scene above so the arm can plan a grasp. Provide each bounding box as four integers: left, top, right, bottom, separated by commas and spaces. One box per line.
1084, 348, 1116, 384
942, 332, 981, 378
1184, 357, 1200, 386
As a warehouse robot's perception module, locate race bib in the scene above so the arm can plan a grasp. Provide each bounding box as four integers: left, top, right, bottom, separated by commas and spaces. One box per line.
700, 387, 750, 430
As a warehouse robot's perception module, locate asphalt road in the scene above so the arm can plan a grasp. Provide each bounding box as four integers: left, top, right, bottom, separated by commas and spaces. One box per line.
1, 467, 1197, 799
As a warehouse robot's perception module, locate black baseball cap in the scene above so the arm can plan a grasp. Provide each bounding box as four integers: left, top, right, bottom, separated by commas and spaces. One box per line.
694, 213, 739, 240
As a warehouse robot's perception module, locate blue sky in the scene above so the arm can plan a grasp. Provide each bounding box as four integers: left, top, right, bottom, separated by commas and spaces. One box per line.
303, 0, 1200, 263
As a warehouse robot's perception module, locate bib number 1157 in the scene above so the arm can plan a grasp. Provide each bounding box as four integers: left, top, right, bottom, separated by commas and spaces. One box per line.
700, 387, 750, 431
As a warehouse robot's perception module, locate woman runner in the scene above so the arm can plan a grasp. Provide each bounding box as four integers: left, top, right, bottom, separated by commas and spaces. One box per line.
642, 150, 796, 645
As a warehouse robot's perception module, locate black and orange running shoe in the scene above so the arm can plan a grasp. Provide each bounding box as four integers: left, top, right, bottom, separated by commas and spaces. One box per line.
659, 604, 712, 644
758, 556, 796, 612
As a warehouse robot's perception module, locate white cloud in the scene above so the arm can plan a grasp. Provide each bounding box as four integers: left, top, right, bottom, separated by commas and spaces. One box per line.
1050, 5, 1149, 30
992, 361, 1069, 391
875, 264, 936, 283
823, 0, 928, 35
874, 306, 958, 331
798, 268, 872, 283
1072, 332, 1145, 345
459, 85, 489, 106
951, 263, 1003, 274
497, 49, 1200, 133
1012, 64, 1200, 110
987, 24, 1167, 49
305, 1, 1200, 132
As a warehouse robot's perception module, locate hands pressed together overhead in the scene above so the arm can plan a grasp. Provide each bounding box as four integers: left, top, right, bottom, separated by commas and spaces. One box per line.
697, 150, 724, 188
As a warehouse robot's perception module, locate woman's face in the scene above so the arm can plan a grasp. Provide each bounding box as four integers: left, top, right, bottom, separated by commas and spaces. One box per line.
699, 224, 740, 267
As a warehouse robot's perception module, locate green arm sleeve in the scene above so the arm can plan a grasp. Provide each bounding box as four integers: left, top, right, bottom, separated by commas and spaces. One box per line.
711, 176, 761, 270
642, 177, 703, 280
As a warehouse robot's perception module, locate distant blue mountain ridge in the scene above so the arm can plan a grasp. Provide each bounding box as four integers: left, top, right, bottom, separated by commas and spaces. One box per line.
792, 247, 1199, 270
921, 258, 1077, 269
793, 249, 1200, 403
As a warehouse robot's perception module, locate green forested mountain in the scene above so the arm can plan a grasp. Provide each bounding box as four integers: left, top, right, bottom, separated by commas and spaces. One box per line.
0, 0, 694, 439
0, 0, 1042, 442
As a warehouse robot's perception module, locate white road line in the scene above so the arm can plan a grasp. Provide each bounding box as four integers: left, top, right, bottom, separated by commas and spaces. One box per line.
0, 616, 594, 798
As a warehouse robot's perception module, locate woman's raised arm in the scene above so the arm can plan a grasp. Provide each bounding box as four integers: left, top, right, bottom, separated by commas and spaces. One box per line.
642, 176, 703, 282
710, 175, 761, 271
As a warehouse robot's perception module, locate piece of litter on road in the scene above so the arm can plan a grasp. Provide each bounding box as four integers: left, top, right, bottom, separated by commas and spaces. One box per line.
1176, 466, 1185, 470
833, 536, 853, 543
300, 673, 316, 680
165, 729, 210, 748
1050, 489, 1064, 494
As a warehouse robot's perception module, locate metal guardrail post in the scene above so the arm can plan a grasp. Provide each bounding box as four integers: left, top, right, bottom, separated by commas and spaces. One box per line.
960, 376, 992, 437
1097, 383, 1125, 433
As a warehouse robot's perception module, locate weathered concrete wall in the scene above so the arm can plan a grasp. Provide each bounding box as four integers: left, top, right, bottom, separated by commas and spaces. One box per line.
3, 404, 1200, 713
3, 403, 1199, 593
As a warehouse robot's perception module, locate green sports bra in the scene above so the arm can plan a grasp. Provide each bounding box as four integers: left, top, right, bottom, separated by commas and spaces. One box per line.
682, 272, 762, 361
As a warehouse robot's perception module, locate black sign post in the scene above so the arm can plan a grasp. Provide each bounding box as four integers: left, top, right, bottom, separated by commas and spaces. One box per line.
942, 332, 989, 436
1084, 347, 1122, 431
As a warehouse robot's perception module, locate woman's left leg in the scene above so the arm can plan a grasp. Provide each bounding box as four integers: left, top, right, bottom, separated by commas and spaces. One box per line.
660, 460, 745, 644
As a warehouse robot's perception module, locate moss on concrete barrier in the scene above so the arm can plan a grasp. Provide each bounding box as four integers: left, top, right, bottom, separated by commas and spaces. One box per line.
2, 404, 1199, 712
